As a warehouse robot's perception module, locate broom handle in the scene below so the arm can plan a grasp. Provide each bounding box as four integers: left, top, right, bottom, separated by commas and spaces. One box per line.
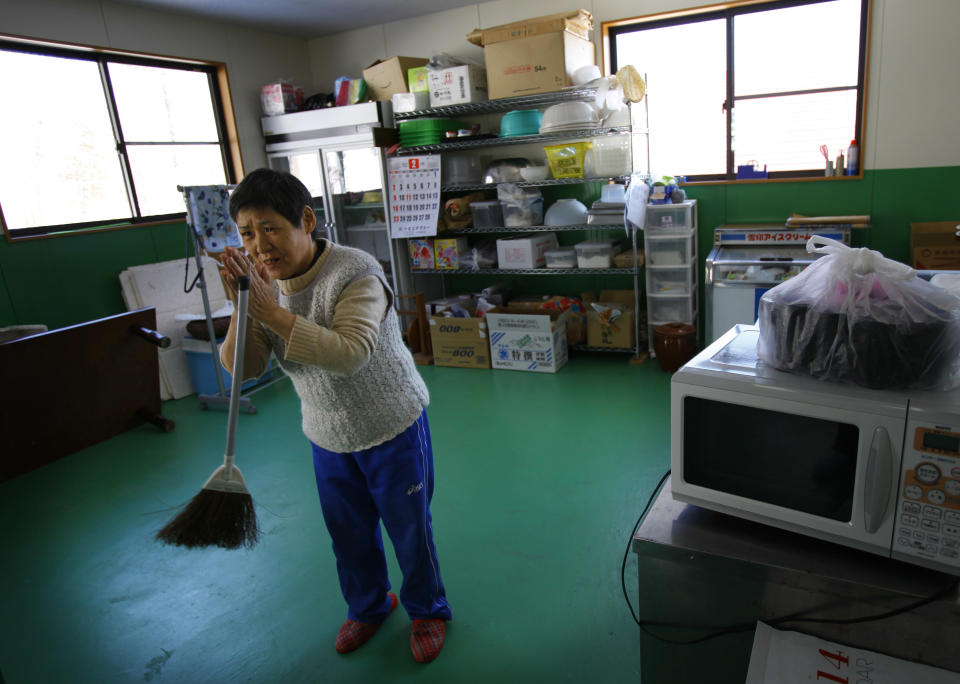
224, 275, 250, 476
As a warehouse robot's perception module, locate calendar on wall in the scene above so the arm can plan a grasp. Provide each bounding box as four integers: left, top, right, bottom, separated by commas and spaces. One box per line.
387, 155, 441, 239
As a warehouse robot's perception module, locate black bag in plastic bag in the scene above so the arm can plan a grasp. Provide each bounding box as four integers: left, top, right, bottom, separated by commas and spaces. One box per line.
757, 236, 960, 390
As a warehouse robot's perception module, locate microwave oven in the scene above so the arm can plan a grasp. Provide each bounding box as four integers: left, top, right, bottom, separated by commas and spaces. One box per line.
672, 324, 960, 575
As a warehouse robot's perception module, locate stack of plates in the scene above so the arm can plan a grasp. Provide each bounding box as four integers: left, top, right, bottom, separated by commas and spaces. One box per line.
539, 101, 600, 135
398, 118, 463, 147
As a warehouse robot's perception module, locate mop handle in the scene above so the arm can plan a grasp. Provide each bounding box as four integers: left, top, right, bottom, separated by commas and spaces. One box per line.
223, 275, 250, 475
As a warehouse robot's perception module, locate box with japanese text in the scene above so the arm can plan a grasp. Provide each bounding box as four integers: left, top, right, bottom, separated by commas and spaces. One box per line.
496, 232, 559, 269
427, 65, 488, 107
466, 10, 595, 100
485, 307, 568, 373
428, 316, 490, 369
911, 221, 960, 270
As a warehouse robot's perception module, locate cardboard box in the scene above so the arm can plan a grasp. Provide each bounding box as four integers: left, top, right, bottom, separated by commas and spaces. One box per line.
428, 65, 488, 107
428, 316, 490, 369
408, 66, 429, 93
467, 10, 595, 100
911, 221, 960, 270
362, 57, 429, 101
486, 307, 569, 373
496, 232, 559, 269
587, 304, 635, 349
435, 237, 470, 270
409, 238, 435, 269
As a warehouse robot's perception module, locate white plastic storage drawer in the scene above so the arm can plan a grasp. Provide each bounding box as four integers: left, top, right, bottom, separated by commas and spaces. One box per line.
645, 233, 695, 266
648, 266, 694, 294
648, 296, 694, 324
645, 201, 696, 232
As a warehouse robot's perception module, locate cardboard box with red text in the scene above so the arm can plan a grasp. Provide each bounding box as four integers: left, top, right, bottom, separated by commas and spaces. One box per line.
911, 221, 960, 270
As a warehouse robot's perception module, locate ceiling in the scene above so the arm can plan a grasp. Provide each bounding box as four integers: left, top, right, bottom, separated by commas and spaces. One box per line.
107, 0, 481, 38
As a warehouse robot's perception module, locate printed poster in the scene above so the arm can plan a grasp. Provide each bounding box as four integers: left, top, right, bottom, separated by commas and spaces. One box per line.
387, 155, 441, 239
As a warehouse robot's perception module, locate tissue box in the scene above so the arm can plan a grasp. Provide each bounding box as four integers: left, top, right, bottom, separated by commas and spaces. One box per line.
435, 237, 469, 270
409, 238, 435, 269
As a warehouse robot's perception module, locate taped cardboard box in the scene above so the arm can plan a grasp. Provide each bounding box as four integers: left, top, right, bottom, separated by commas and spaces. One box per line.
486, 306, 569, 373
467, 10, 595, 100
911, 221, 960, 270
363, 57, 429, 101
429, 316, 490, 369
584, 290, 636, 348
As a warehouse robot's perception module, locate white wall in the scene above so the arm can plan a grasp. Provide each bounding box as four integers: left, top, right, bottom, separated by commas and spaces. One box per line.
308, 0, 960, 171
0, 0, 313, 172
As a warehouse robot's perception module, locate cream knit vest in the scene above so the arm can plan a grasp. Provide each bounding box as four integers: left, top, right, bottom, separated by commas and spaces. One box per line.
266, 244, 429, 452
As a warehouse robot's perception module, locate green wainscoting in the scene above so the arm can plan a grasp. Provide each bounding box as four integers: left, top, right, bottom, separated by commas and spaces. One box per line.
1, 166, 958, 330
0, 222, 192, 329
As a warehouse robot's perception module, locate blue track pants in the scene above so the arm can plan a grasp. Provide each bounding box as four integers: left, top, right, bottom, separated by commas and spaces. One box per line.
311, 410, 452, 623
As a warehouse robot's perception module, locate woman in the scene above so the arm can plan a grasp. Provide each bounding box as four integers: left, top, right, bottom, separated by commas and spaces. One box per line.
218, 168, 452, 663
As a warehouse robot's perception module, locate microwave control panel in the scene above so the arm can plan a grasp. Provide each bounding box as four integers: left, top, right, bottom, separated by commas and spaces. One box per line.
894, 423, 960, 572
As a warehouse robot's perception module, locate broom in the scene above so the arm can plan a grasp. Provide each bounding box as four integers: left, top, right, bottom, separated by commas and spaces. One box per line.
157, 275, 260, 549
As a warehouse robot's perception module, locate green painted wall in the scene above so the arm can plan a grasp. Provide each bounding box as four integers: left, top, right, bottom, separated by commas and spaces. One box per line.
1, 166, 957, 331
0, 222, 193, 329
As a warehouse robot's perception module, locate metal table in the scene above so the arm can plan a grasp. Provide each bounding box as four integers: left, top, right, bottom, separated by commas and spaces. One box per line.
632, 476, 960, 683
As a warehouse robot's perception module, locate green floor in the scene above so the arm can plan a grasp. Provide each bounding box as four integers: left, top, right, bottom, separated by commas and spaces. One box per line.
0, 355, 674, 683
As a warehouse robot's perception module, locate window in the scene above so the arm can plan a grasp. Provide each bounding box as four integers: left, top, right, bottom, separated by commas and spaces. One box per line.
605, 0, 870, 181
0, 39, 237, 238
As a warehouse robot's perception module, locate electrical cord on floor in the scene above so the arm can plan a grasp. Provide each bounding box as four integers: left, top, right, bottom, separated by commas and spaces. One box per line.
622, 468, 960, 645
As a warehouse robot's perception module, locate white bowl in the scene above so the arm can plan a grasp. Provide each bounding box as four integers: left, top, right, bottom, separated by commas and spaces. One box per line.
545, 198, 588, 226
519, 165, 550, 182
540, 101, 599, 133
573, 65, 602, 85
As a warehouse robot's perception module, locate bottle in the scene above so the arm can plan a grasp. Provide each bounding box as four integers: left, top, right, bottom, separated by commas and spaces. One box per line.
846, 140, 858, 176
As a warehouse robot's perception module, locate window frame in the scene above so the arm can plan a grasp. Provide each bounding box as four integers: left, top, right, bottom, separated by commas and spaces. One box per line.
0, 35, 242, 241
603, 0, 872, 183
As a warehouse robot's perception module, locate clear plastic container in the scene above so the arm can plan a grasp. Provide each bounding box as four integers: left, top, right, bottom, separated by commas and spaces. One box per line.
470, 201, 504, 229
575, 240, 619, 268
646, 234, 694, 266
649, 266, 693, 294
502, 196, 543, 227
645, 201, 696, 232
545, 247, 577, 269
649, 296, 694, 323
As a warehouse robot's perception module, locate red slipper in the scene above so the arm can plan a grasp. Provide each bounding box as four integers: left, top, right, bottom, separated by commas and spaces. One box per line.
335, 593, 398, 654
410, 618, 447, 663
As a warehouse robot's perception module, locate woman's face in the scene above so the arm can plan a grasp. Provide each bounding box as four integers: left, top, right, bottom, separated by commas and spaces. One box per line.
235, 205, 317, 280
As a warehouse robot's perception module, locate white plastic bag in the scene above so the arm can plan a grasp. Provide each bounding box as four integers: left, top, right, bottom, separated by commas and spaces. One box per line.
757, 236, 960, 390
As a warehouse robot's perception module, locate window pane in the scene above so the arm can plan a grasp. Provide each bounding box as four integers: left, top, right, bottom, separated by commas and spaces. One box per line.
0, 50, 130, 229
324, 148, 382, 195
733, 90, 857, 172
109, 62, 219, 142
735, 0, 861, 96
615, 19, 727, 177
127, 144, 227, 215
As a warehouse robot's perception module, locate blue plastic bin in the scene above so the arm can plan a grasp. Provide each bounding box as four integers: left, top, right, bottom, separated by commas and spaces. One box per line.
183, 336, 272, 396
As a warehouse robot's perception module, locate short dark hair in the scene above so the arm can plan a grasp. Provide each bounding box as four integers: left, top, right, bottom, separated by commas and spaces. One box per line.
229, 168, 311, 228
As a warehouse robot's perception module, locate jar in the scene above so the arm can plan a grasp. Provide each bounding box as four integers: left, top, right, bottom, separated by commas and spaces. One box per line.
653, 322, 697, 373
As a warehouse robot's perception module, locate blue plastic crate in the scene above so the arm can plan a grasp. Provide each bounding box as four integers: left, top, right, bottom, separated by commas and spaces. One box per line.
183, 336, 273, 396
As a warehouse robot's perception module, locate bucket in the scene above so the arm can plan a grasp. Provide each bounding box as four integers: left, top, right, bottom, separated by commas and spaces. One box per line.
653, 322, 697, 373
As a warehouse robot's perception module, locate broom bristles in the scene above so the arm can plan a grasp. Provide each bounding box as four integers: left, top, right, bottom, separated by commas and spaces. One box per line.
156, 488, 260, 549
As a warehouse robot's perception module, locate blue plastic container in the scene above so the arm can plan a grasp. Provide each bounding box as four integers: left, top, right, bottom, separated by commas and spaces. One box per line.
499, 109, 543, 137
183, 336, 271, 396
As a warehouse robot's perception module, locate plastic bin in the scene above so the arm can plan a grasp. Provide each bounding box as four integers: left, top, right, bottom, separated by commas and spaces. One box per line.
183, 337, 272, 396
502, 196, 543, 227
648, 296, 694, 324
646, 234, 694, 266
575, 240, 620, 268
649, 266, 694, 294
545, 247, 577, 269
645, 201, 696, 232
470, 201, 504, 229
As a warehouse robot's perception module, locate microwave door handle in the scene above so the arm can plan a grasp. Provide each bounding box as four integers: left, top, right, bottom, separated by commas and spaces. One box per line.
863, 426, 894, 534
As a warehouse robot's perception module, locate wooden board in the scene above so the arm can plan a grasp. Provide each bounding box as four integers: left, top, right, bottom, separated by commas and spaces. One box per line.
0, 308, 167, 482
